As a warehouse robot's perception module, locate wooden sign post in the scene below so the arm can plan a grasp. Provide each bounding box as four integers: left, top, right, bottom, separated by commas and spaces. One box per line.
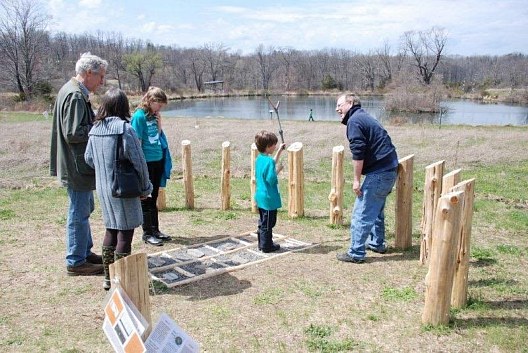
287, 142, 304, 218
395, 154, 414, 250
221, 141, 231, 210
328, 146, 345, 225
181, 140, 194, 209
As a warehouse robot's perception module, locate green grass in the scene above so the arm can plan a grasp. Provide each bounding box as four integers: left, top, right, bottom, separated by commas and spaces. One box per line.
381, 286, 419, 302
304, 324, 358, 353
0, 111, 47, 123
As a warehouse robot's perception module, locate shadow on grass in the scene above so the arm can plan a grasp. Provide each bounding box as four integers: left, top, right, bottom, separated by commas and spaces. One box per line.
365, 244, 422, 263
454, 316, 528, 329
299, 243, 342, 254
483, 299, 528, 310
468, 278, 519, 287
470, 258, 498, 267
169, 273, 252, 301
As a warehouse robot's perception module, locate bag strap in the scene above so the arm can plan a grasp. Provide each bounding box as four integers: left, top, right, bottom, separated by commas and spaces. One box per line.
115, 122, 126, 161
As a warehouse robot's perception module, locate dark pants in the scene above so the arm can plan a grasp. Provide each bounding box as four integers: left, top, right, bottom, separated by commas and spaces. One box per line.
142, 159, 164, 234
258, 208, 277, 250
103, 229, 134, 253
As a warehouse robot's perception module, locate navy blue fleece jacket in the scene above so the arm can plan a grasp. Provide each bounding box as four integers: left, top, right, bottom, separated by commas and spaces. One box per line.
342, 105, 398, 174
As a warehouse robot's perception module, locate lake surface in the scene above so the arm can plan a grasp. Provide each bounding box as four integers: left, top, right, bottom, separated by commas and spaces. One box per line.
163, 96, 528, 126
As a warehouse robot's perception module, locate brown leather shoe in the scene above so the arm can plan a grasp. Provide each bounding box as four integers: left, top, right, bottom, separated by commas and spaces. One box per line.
86, 253, 103, 264
67, 262, 104, 276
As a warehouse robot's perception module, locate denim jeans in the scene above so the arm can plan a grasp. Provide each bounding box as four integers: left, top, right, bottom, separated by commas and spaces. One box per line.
258, 208, 277, 249
66, 188, 95, 267
347, 168, 397, 260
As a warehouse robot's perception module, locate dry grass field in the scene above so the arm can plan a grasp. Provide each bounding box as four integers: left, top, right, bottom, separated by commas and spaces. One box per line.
0, 111, 527, 352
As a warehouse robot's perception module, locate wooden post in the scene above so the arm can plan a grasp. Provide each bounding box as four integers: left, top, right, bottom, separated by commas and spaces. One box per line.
395, 154, 414, 249
221, 141, 231, 210
441, 168, 462, 195
328, 146, 345, 225
422, 191, 464, 326
181, 140, 194, 209
250, 143, 258, 213
420, 160, 445, 264
157, 187, 166, 211
109, 253, 153, 339
450, 179, 476, 309
288, 142, 304, 218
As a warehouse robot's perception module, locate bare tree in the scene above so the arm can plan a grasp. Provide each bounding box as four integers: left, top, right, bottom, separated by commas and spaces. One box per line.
0, 0, 49, 98
255, 44, 279, 91
202, 42, 229, 82
354, 51, 377, 91
402, 27, 447, 84
123, 43, 162, 92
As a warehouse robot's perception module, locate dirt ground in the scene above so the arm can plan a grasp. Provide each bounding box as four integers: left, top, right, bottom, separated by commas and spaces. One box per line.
0, 115, 527, 352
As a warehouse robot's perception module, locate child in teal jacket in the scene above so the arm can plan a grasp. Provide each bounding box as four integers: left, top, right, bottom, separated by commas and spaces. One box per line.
254, 130, 286, 253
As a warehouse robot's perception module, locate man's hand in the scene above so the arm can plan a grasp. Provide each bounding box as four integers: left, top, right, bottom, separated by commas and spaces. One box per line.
353, 180, 362, 197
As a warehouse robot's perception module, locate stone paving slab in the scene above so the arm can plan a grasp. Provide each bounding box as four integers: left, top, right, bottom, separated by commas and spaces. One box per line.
148, 231, 314, 287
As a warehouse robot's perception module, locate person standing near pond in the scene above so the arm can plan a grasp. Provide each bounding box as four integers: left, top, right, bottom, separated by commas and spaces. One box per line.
85, 88, 153, 290
308, 108, 314, 121
254, 130, 286, 253
50, 52, 107, 276
335, 93, 398, 263
131, 86, 172, 246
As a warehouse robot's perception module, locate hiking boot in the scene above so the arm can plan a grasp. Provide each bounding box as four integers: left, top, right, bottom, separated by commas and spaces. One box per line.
153, 230, 172, 241
102, 246, 116, 291
143, 234, 163, 246
67, 262, 104, 276
366, 245, 388, 254
86, 253, 103, 264
336, 253, 365, 263
260, 243, 280, 253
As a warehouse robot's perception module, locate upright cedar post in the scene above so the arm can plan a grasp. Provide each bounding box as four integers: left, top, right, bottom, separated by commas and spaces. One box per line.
450, 178, 476, 309
420, 160, 445, 264
181, 140, 194, 209
395, 154, 414, 249
109, 253, 153, 339
157, 187, 166, 210
422, 191, 464, 326
442, 168, 462, 195
328, 146, 345, 225
250, 143, 258, 213
288, 142, 304, 218
221, 141, 231, 210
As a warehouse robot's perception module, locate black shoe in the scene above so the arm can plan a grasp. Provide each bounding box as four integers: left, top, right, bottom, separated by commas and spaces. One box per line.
86, 253, 103, 264
260, 243, 280, 253
336, 253, 365, 263
367, 245, 388, 254
153, 230, 172, 241
143, 234, 163, 246
66, 262, 104, 276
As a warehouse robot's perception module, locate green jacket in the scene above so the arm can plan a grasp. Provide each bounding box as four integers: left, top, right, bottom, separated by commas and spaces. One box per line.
50, 78, 95, 191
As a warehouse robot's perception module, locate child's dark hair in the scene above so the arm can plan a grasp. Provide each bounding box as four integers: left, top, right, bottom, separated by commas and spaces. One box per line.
95, 88, 131, 121
255, 130, 278, 153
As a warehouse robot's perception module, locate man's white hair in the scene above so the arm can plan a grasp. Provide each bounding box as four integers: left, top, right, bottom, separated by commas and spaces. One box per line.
75, 52, 108, 75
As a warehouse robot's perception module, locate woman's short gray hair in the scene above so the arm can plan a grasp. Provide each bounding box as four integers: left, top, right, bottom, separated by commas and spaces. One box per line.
75, 52, 108, 75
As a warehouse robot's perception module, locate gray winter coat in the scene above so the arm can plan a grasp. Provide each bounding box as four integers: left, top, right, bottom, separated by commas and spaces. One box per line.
85, 117, 153, 230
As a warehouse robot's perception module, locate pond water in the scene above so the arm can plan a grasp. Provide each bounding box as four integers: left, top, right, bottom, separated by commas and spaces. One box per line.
163, 95, 528, 126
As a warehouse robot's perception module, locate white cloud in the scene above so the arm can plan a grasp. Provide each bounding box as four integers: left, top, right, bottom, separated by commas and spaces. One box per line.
78, 0, 102, 9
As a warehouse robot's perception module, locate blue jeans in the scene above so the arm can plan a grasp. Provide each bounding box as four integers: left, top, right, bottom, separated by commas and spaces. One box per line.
66, 188, 95, 267
347, 169, 397, 260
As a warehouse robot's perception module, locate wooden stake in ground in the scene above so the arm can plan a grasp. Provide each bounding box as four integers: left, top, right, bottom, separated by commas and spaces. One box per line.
181, 140, 194, 209
109, 253, 153, 340
420, 160, 445, 264
328, 145, 345, 225
422, 191, 464, 326
395, 154, 414, 249
156, 187, 166, 211
221, 141, 231, 210
250, 143, 258, 213
288, 142, 304, 218
450, 178, 476, 309
442, 168, 462, 195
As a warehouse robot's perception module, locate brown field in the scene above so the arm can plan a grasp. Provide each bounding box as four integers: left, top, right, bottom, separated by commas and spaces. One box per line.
0, 114, 527, 352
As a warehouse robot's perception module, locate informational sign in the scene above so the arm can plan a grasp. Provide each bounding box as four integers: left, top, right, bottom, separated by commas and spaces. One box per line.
144, 313, 200, 353
103, 287, 148, 353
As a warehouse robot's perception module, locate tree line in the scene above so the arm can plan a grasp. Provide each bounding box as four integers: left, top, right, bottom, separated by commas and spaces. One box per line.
1, 0, 527, 103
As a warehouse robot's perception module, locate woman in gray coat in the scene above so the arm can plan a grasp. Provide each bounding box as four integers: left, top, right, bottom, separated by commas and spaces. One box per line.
85, 88, 153, 290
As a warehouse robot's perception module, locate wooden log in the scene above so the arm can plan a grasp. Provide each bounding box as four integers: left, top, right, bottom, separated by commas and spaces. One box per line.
250, 143, 258, 213
441, 168, 462, 195
450, 178, 476, 309
109, 253, 152, 339
395, 154, 414, 249
181, 140, 194, 209
156, 187, 166, 211
422, 191, 464, 326
221, 141, 231, 210
328, 146, 345, 225
420, 160, 445, 264
287, 142, 304, 218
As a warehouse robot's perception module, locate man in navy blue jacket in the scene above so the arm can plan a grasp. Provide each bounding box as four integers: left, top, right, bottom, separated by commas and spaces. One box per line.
335, 94, 398, 263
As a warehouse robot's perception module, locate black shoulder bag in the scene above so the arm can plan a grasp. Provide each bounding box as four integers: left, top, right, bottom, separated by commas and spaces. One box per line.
111, 132, 142, 198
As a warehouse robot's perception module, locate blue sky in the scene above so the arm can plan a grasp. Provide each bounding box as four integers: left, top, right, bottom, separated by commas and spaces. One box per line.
45, 0, 528, 56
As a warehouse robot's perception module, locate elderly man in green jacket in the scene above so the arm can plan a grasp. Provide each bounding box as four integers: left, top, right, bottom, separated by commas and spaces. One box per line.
50, 52, 108, 276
